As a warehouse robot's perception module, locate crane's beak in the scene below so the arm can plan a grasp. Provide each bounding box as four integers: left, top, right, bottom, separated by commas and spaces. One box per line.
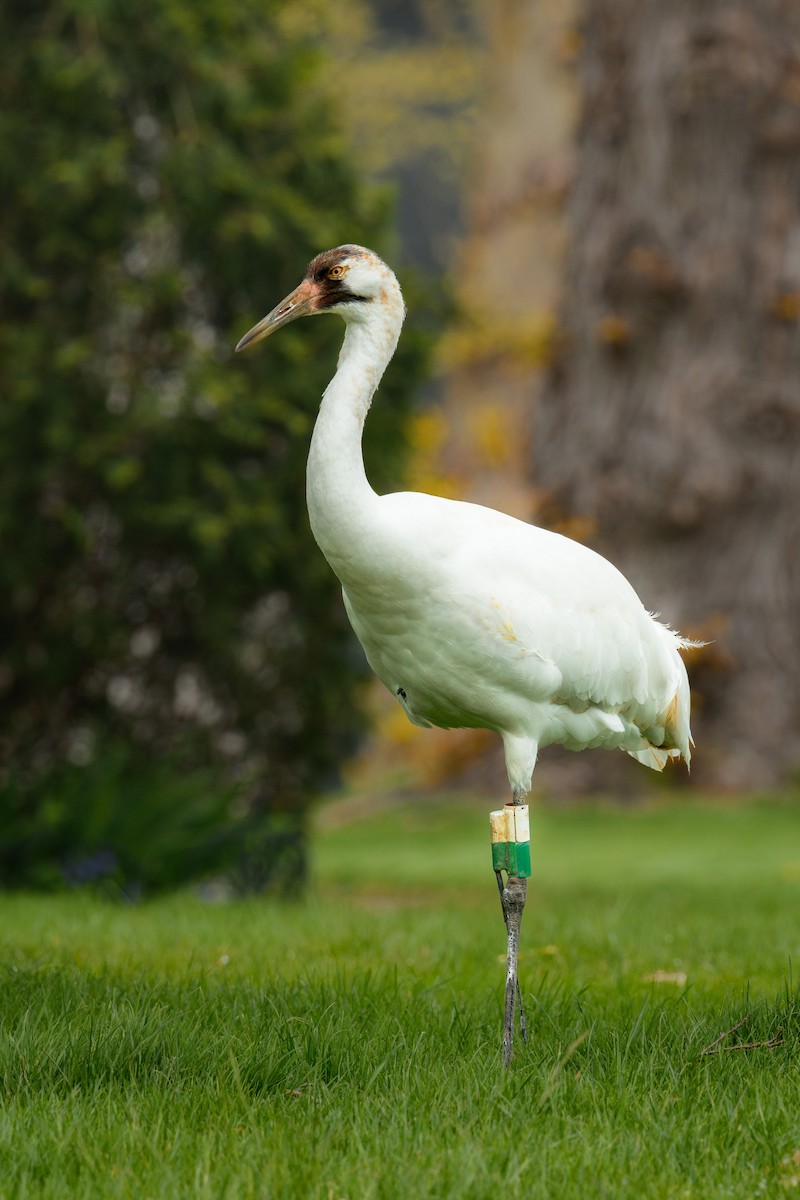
235, 278, 320, 352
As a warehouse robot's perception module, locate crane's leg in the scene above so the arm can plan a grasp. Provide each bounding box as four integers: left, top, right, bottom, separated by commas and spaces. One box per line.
490, 788, 530, 1067
495, 869, 527, 1046
498, 873, 527, 1067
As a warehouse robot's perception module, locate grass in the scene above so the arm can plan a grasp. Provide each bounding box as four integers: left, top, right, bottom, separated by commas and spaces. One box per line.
2, 792, 800, 1198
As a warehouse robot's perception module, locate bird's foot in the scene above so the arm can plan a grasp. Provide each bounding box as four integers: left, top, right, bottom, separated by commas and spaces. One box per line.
500, 873, 527, 1067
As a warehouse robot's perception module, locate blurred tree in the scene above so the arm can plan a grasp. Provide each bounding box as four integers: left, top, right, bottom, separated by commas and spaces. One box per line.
308, 0, 482, 272
534, 0, 800, 788
0, 0, 427, 889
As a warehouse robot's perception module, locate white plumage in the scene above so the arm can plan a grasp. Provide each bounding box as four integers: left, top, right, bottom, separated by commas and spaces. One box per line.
237, 244, 695, 1062
344, 491, 692, 782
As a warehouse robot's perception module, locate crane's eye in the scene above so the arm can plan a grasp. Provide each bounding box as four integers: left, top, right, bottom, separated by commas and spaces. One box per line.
327, 265, 346, 280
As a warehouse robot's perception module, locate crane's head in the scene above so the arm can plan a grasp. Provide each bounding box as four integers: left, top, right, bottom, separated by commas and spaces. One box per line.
235, 245, 403, 352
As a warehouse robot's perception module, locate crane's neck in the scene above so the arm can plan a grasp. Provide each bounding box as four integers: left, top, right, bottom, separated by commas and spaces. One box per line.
306, 302, 404, 578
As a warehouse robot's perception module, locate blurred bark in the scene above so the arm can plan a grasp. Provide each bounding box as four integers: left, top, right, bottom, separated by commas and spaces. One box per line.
535, 0, 800, 788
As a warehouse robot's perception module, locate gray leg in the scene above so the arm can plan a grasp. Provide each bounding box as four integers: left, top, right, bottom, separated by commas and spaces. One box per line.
499, 873, 527, 1067
495, 869, 527, 1048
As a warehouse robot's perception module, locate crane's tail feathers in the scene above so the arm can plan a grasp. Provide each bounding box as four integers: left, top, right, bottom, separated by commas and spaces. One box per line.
626, 745, 682, 772
626, 658, 694, 773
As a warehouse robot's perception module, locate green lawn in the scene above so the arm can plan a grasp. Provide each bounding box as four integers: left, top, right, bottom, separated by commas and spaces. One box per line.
2, 793, 800, 1198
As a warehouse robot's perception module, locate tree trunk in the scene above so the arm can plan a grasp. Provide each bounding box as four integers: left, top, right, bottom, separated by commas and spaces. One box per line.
534, 0, 800, 789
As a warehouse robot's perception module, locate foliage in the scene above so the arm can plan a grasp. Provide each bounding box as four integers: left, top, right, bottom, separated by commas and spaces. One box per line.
0, 0, 429, 887
2, 795, 800, 1197
0, 742, 251, 897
